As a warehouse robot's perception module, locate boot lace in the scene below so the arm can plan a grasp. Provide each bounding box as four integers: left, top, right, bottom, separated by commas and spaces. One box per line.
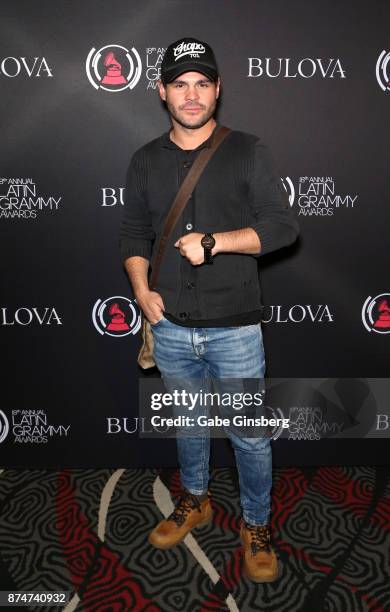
168, 491, 202, 526
245, 523, 271, 555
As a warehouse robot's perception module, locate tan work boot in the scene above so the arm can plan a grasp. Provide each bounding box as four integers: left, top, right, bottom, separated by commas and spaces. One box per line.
240, 520, 279, 583
148, 488, 213, 550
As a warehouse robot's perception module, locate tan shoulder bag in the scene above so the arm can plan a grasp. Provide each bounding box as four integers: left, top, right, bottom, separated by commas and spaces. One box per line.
137, 125, 231, 369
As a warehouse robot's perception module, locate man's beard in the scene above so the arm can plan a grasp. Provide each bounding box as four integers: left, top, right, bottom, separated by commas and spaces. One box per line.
166, 99, 217, 130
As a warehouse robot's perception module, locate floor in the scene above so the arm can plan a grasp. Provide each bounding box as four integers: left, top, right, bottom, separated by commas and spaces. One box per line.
0, 466, 389, 611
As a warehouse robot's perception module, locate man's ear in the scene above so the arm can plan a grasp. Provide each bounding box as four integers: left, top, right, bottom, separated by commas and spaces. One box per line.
157, 79, 166, 102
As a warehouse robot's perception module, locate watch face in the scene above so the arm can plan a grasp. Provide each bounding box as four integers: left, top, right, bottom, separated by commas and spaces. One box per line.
201, 234, 215, 249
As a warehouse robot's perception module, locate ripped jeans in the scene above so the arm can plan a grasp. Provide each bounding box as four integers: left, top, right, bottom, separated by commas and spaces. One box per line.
151, 315, 271, 526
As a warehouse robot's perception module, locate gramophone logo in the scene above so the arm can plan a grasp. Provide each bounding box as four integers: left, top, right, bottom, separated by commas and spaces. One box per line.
0, 411, 9, 444
86, 45, 142, 92
376, 50, 390, 92
362, 293, 390, 334
281, 177, 295, 207
92, 296, 141, 337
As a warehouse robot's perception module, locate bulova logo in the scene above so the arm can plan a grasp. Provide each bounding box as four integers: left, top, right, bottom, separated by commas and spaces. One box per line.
248, 57, 346, 79
1, 307, 62, 326
376, 415, 390, 430
107, 417, 169, 434
0, 57, 53, 78
173, 41, 205, 61
100, 187, 125, 207
262, 305, 334, 324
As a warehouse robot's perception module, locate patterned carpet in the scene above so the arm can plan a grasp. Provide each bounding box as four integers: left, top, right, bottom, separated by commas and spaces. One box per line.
0, 466, 389, 611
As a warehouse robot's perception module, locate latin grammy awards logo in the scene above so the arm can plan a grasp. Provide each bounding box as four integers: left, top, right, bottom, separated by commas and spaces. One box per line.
106, 303, 129, 331
101, 51, 127, 85
362, 293, 390, 334
92, 296, 141, 337
265, 406, 285, 440
282, 176, 358, 217
86, 45, 142, 92
375, 299, 390, 328
376, 50, 390, 92
0, 410, 9, 444
281, 177, 295, 207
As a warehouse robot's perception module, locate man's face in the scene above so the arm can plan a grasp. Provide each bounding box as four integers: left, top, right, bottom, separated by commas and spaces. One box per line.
158, 71, 220, 129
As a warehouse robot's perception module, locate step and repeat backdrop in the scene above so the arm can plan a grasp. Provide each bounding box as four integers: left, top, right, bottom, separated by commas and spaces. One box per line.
1, 0, 389, 467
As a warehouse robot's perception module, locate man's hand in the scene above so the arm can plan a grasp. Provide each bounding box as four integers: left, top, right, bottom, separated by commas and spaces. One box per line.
175, 228, 261, 262
135, 289, 165, 325
174, 232, 218, 265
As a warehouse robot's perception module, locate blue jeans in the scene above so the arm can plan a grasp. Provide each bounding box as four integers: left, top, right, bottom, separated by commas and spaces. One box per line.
151, 315, 272, 526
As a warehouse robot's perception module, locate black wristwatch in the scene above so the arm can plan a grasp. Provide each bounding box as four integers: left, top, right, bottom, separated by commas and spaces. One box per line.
201, 233, 215, 264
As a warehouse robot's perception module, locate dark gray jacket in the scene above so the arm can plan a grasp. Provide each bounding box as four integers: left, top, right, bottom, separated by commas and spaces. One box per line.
119, 126, 299, 321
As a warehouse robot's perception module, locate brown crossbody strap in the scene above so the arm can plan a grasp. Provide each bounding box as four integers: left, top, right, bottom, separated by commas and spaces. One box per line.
149, 125, 231, 291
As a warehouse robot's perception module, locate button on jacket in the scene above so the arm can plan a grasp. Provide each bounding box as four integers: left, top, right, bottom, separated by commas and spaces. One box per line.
119, 125, 299, 321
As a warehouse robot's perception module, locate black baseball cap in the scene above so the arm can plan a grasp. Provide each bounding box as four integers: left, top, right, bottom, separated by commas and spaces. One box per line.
160, 37, 219, 85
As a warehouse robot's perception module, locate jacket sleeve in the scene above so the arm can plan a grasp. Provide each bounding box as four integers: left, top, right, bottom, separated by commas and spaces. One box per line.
247, 140, 299, 257
119, 150, 155, 263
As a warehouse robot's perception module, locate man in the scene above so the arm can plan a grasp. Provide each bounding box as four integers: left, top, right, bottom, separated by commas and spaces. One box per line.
119, 37, 299, 583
